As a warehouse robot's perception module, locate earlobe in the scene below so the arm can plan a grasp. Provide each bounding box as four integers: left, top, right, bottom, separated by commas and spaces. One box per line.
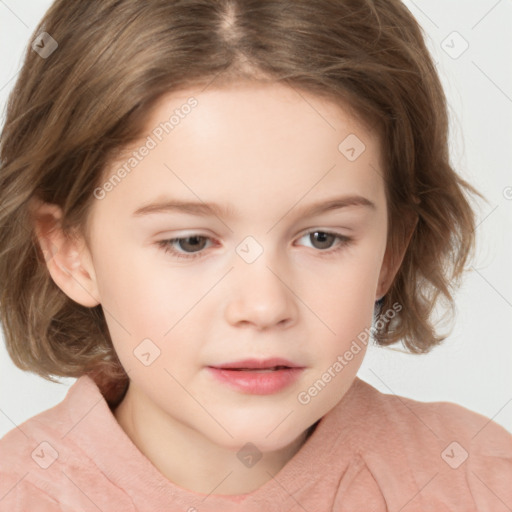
30, 198, 100, 308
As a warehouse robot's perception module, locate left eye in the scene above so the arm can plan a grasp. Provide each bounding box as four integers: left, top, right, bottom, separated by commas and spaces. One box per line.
299, 231, 346, 251
157, 230, 352, 260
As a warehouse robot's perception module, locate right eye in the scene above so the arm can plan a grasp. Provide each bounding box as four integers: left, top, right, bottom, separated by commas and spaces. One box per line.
157, 235, 214, 260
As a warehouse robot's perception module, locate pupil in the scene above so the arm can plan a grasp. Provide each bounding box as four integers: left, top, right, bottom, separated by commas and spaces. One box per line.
181, 236, 206, 252
313, 231, 332, 249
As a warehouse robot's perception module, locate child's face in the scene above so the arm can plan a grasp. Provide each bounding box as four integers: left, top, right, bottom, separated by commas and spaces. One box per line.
74, 82, 392, 451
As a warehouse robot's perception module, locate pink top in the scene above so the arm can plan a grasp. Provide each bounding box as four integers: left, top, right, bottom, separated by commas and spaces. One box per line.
1, 375, 511, 511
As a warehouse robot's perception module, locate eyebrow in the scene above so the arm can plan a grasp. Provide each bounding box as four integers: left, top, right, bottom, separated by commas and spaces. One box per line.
132, 195, 376, 219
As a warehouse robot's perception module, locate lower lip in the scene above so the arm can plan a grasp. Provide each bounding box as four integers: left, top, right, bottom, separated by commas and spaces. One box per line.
206, 367, 304, 395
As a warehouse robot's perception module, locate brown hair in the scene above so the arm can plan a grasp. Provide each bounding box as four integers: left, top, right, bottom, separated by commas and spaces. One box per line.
0, 0, 479, 399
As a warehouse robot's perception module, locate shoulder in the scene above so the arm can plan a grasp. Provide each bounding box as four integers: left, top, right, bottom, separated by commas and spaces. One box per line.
351, 376, 512, 447
0, 376, 92, 470
0, 376, 127, 512
0, 379, 77, 476
346, 377, 512, 509
369, 379, 512, 455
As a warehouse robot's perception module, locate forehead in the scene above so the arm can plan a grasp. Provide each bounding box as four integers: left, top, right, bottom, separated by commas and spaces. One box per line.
91, 81, 385, 226
124, 80, 380, 164
149, 80, 377, 145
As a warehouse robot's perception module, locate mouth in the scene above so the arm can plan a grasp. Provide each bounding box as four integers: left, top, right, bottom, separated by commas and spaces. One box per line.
206, 358, 305, 394
224, 366, 291, 372
208, 358, 304, 371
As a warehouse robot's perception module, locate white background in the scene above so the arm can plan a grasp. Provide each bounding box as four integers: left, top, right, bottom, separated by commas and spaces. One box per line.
1, 0, 511, 438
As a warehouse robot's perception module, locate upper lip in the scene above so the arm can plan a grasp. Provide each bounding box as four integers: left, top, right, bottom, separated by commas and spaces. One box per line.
209, 358, 303, 370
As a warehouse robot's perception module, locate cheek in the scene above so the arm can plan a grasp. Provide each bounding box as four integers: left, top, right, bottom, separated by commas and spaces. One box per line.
93, 249, 209, 369
310, 248, 383, 306
303, 244, 385, 350
90, 251, 163, 349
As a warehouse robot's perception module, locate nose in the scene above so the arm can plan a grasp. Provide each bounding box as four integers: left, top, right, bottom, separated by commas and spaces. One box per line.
223, 249, 298, 330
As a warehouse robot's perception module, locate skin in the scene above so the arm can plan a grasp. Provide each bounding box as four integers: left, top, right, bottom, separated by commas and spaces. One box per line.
32, 81, 405, 495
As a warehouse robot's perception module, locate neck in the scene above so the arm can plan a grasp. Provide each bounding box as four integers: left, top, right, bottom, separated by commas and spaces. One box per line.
113, 381, 312, 495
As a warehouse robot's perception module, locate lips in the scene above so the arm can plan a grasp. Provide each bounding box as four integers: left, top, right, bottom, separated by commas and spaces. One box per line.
209, 358, 303, 371
206, 358, 305, 394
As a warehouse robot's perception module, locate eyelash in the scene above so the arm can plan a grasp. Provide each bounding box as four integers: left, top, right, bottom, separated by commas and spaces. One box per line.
156, 230, 353, 261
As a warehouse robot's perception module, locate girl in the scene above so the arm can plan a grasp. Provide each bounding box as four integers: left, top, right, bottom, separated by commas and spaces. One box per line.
0, 0, 511, 510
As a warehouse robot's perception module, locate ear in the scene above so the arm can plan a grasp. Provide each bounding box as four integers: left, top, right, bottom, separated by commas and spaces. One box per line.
376, 213, 418, 300
29, 197, 100, 307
